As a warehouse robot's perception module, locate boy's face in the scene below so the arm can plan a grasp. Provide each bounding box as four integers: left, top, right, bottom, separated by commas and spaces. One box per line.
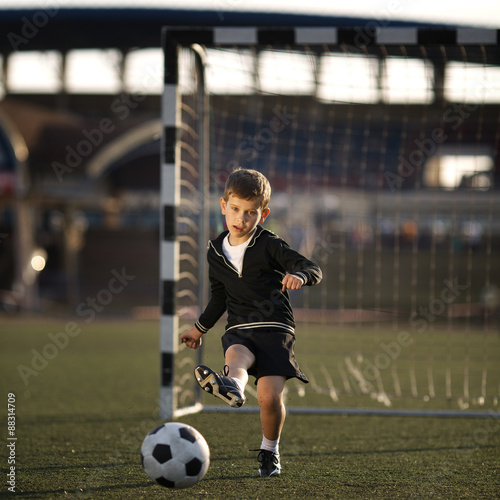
220, 195, 270, 245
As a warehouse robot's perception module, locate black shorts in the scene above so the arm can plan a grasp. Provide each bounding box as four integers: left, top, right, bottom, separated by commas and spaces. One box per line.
221, 328, 309, 384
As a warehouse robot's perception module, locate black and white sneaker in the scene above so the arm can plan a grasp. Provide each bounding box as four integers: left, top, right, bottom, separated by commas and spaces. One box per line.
194, 364, 245, 408
257, 449, 281, 478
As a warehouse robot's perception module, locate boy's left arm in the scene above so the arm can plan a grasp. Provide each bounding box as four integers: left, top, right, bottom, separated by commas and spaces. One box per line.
281, 273, 307, 291
276, 240, 323, 289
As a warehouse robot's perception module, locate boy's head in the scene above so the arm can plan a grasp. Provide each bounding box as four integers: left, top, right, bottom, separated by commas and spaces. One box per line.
220, 168, 271, 244
223, 168, 271, 211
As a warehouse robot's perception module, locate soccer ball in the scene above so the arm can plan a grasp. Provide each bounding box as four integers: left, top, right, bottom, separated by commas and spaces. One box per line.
141, 422, 210, 489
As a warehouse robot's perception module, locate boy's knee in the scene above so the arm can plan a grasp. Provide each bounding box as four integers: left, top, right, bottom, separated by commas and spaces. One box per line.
225, 344, 255, 366
258, 392, 283, 411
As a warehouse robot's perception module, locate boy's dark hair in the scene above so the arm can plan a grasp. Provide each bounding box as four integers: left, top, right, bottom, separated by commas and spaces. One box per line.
224, 168, 271, 210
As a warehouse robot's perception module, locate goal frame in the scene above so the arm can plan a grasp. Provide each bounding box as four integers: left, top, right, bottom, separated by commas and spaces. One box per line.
159, 25, 500, 420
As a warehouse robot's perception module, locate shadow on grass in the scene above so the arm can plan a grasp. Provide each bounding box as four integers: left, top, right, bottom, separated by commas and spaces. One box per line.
19, 413, 157, 426
12, 482, 155, 498
18, 462, 125, 473
285, 443, 498, 457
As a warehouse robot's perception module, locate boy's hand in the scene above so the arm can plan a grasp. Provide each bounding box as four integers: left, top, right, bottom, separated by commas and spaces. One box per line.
282, 274, 304, 291
180, 326, 203, 350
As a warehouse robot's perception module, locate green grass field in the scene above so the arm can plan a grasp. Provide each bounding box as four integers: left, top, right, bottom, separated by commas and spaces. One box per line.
1, 317, 499, 499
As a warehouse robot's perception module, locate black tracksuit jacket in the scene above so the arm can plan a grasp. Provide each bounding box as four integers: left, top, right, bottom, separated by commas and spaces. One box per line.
195, 225, 322, 335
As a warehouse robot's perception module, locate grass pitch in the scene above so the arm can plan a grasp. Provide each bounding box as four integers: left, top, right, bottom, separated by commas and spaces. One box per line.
1, 317, 499, 499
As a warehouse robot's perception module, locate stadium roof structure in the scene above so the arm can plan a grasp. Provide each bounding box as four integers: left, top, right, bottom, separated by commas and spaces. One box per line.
0, 6, 479, 53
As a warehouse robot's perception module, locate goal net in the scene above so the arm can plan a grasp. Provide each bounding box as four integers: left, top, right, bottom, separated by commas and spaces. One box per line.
160, 26, 500, 419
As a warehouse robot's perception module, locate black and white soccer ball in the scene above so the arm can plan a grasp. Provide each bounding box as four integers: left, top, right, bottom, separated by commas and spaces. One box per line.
141, 422, 210, 489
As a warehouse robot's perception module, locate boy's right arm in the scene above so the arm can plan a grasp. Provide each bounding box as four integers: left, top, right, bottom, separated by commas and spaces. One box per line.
180, 252, 227, 350
180, 326, 204, 350
194, 267, 227, 333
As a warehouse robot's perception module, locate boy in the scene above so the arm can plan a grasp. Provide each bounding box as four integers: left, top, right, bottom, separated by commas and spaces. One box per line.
180, 168, 322, 477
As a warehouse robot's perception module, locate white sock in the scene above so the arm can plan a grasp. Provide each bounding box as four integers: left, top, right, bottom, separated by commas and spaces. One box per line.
260, 436, 279, 454
230, 377, 245, 395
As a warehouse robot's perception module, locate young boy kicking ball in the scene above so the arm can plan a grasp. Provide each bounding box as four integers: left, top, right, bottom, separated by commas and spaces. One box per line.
180, 168, 322, 477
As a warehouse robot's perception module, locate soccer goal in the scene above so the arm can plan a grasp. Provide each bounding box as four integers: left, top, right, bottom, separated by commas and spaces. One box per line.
159, 25, 500, 419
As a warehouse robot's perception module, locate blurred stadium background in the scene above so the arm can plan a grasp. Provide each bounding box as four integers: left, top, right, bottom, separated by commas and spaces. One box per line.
0, 5, 499, 318
0, 3, 499, 415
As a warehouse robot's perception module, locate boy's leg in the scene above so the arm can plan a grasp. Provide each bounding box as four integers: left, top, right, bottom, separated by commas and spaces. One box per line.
224, 344, 256, 391
256, 375, 286, 477
257, 375, 287, 441
194, 344, 255, 408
